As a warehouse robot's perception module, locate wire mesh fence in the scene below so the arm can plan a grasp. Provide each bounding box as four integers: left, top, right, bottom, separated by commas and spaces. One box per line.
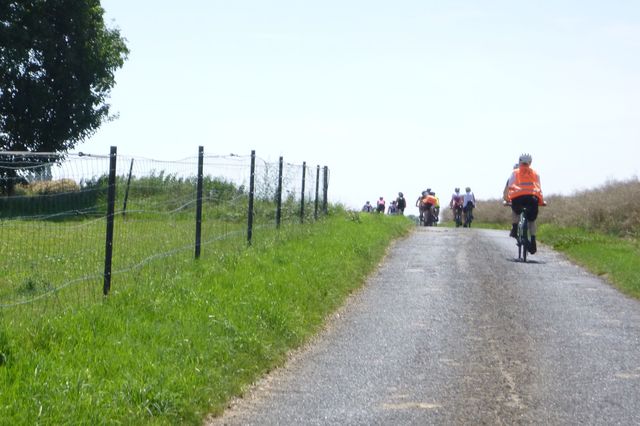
0, 147, 329, 314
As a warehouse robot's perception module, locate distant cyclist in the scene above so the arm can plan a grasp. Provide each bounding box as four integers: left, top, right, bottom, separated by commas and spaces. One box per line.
416, 189, 437, 225
395, 192, 407, 215
387, 200, 398, 214
503, 153, 545, 254
449, 188, 464, 226
462, 187, 476, 227
432, 191, 440, 225
416, 188, 431, 209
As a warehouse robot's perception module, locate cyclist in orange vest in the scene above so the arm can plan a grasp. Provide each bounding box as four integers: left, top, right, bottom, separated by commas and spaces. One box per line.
416, 189, 438, 225
503, 153, 544, 254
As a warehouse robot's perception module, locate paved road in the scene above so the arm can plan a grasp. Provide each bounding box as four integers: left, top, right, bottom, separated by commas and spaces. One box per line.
208, 227, 640, 425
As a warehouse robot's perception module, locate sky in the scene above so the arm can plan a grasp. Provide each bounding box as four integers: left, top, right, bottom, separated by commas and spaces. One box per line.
84, 0, 640, 216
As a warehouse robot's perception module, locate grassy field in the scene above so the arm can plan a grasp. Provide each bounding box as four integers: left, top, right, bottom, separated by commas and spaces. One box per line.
0, 210, 413, 424
0, 214, 250, 305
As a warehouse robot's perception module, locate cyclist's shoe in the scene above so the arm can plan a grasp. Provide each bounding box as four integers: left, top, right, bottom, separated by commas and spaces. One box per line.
529, 236, 537, 254
509, 224, 518, 238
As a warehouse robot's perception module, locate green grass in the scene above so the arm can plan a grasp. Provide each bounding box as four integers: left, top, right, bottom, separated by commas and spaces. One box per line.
0, 210, 413, 424
0, 212, 248, 305
538, 224, 640, 298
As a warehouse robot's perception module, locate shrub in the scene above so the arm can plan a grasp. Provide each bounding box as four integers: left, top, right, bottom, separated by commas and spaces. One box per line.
472, 178, 640, 237
27, 179, 80, 195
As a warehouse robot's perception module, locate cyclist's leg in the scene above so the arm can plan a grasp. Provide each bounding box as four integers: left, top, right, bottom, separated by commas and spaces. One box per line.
522, 214, 529, 261
528, 219, 537, 253
522, 196, 539, 253
509, 201, 522, 238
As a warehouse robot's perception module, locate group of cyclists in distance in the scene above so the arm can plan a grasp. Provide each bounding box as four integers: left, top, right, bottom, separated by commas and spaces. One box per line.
448, 187, 476, 228
360, 153, 544, 255
361, 192, 408, 215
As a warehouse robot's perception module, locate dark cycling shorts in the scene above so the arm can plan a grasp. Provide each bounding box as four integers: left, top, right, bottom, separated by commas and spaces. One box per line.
511, 195, 539, 221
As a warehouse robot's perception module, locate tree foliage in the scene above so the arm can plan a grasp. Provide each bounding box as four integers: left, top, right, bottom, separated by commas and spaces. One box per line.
0, 0, 129, 194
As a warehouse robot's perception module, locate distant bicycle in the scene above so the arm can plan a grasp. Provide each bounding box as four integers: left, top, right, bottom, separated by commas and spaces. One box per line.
419, 207, 436, 226
453, 205, 463, 227
463, 204, 474, 228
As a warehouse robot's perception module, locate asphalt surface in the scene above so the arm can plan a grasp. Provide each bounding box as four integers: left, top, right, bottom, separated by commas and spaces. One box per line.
207, 227, 640, 425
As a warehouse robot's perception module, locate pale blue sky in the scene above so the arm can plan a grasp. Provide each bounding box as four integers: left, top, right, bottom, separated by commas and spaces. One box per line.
86, 1, 640, 214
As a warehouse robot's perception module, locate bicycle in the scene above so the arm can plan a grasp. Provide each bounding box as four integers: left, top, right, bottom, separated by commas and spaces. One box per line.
452, 205, 463, 227
418, 202, 436, 226
504, 201, 546, 262
463, 204, 474, 228
516, 207, 530, 262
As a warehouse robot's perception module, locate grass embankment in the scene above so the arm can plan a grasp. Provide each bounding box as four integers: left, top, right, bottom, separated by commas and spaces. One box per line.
466, 178, 640, 298
0, 210, 412, 425
537, 225, 640, 298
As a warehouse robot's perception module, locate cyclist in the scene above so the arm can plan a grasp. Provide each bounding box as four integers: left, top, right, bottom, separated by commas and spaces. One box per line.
503, 153, 545, 254
376, 196, 386, 213
462, 187, 476, 227
395, 192, 407, 215
416, 189, 437, 225
449, 188, 464, 226
387, 200, 398, 214
415, 188, 431, 208
432, 191, 440, 225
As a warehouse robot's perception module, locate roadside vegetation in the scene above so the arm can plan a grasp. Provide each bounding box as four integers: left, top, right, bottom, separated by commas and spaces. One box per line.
454, 178, 640, 297
3, 176, 637, 424
0, 209, 412, 424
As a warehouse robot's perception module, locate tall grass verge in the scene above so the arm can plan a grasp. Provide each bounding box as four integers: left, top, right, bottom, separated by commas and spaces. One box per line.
0, 209, 412, 424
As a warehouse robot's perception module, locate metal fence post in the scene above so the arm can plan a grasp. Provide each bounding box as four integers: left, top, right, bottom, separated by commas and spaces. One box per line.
195, 146, 204, 259
300, 161, 306, 223
276, 156, 283, 228
323, 166, 329, 215
247, 150, 256, 245
103, 146, 117, 296
314, 165, 320, 220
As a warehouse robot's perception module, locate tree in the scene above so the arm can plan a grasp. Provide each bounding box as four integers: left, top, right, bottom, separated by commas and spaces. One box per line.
0, 0, 129, 194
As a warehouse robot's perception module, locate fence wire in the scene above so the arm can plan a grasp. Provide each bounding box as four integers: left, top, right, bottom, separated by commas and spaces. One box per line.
0, 149, 329, 313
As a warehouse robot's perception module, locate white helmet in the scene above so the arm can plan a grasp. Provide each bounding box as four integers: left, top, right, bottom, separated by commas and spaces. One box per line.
519, 153, 532, 164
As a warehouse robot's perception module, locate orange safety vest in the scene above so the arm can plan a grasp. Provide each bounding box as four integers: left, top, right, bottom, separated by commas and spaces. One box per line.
422, 194, 437, 205
508, 166, 544, 204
